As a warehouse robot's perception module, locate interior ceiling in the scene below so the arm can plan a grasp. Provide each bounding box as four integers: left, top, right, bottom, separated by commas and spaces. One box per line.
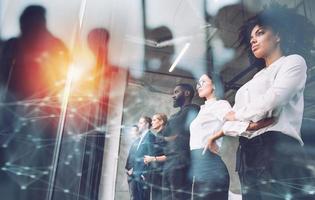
141, 0, 315, 119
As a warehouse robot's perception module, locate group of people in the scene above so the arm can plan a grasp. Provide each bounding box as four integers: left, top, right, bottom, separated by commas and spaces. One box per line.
125, 5, 314, 200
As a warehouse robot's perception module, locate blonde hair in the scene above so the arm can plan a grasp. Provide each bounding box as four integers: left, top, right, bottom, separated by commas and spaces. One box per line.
153, 113, 168, 126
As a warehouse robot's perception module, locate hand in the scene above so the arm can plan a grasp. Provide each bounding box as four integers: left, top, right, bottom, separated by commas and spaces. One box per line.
206, 136, 219, 155
127, 168, 133, 176
247, 117, 275, 131
144, 155, 154, 164
224, 111, 236, 121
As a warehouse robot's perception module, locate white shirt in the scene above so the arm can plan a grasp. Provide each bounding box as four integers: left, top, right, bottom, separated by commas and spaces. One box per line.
223, 55, 307, 145
137, 130, 148, 150
190, 98, 231, 150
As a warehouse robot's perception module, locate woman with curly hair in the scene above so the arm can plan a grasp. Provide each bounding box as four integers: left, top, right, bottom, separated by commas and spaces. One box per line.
206, 4, 315, 200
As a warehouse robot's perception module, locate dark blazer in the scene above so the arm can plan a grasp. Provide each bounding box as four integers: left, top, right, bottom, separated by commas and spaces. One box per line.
125, 137, 140, 183
126, 131, 155, 179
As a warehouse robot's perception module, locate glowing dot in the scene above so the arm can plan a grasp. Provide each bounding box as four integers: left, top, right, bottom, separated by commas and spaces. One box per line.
21, 186, 27, 190
23, 167, 30, 170
261, 180, 267, 184
42, 171, 49, 175
77, 173, 82, 177
50, 114, 56, 118
269, 179, 276, 183
17, 172, 22, 176
2, 144, 8, 148
64, 189, 70, 193
307, 165, 315, 170
67, 155, 73, 159
65, 161, 70, 165
5, 162, 11, 166
285, 193, 292, 200
309, 191, 315, 195
30, 175, 36, 179
2, 167, 7, 171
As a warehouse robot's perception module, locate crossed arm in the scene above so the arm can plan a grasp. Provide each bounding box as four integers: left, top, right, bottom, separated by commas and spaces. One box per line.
207, 117, 275, 154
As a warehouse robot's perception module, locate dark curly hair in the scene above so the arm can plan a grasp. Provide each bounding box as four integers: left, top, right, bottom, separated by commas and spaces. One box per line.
238, 3, 315, 68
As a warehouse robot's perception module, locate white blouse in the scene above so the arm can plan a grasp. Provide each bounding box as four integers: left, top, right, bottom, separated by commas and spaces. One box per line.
223, 55, 307, 145
190, 98, 231, 150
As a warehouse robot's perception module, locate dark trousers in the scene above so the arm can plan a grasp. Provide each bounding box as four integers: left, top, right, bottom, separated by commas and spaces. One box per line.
162, 166, 191, 200
150, 171, 163, 200
128, 178, 138, 200
237, 131, 314, 200
190, 149, 230, 200
193, 181, 229, 200
134, 176, 150, 200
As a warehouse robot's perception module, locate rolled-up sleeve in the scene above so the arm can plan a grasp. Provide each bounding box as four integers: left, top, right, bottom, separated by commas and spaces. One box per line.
222, 121, 249, 137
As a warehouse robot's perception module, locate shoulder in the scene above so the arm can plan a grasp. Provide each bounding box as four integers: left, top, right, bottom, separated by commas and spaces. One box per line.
186, 104, 200, 112
216, 100, 232, 108
3, 38, 19, 48
283, 54, 307, 67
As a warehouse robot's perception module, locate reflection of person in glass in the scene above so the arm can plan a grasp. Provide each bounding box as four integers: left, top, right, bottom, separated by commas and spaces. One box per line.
162, 84, 199, 200
144, 113, 168, 200
0, 5, 69, 200
0, 5, 69, 100
125, 125, 140, 200
206, 5, 315, 200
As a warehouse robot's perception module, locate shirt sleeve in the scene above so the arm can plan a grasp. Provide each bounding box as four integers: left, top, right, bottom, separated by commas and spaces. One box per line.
214, 100, 233, 122
211, 100, 249, 137
235, 55, 307, 121
222, 121, 250, 137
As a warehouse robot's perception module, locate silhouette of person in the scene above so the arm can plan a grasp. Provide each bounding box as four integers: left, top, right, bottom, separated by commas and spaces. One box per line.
0, 5, 69, 100
87, 28, 120, 99
0, 5, 69, 200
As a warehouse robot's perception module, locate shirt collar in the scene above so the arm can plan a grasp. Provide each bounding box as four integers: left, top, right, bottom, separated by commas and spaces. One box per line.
140, 130, 148, 139
267, 56, 285, 69
205, 97, 217, 105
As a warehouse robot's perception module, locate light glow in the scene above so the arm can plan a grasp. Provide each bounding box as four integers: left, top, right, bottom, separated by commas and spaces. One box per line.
169, 43, 191, 72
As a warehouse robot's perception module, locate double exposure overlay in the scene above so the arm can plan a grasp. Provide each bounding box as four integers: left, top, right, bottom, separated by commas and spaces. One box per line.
0, 0, 315, 200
